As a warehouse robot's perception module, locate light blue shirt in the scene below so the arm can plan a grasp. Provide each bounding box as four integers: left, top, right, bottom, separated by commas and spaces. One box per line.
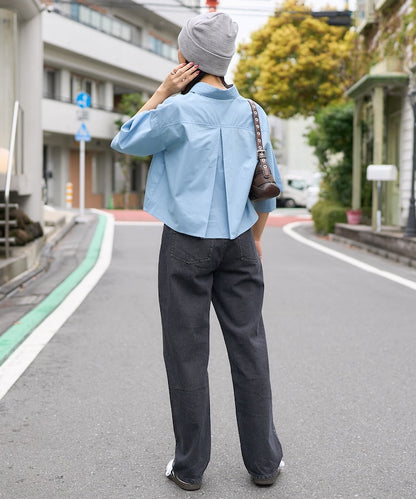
111, 82, 282, 239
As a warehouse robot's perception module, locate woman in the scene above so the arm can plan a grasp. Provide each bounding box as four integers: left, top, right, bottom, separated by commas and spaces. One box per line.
111, 12, 284, 491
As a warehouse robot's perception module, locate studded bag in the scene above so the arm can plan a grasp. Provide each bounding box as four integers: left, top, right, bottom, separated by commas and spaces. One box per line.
247, 99, 281, 201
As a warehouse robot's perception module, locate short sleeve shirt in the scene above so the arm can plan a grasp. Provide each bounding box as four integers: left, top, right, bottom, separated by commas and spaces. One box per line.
111, 82, 282, 239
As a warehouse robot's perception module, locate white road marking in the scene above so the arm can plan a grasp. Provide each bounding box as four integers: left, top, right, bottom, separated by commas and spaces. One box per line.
0, 210, 115, 401
283, 221, 416, 292
115, 221, 163, 226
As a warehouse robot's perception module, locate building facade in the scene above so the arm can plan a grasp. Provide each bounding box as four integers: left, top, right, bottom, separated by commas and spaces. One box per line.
0, 0, 43, 222
348, 0, 414, 229
269, 115, 319, 185
42, 0, 199, 209
1, 0, 200, 222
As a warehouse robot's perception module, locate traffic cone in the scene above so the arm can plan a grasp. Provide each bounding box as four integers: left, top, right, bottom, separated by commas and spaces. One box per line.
108, 194, 114, 209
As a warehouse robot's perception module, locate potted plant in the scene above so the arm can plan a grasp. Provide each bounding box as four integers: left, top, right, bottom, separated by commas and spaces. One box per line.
346, 209, 362, 225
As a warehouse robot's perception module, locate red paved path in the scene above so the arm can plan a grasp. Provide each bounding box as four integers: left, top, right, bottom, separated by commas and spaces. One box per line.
103, 210, 311, 228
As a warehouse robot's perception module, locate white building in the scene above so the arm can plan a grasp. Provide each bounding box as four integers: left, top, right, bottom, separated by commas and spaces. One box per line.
41, 0, 200, 209
268, 115, 319, 184
0, 0, 43, 222
1, 0, 200, 221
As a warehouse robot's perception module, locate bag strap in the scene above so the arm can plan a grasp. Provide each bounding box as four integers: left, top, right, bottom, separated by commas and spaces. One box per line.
247, 99, 267, 166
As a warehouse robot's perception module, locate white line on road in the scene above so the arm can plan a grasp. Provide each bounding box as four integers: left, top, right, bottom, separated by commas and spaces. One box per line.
283, 221, 416, 292
115, 221, 163, 226
0, 211, 115, 401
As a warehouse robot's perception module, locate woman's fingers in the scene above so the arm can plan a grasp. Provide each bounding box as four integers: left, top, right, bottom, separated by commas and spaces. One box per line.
170, 62, 186, 76
160, 62, 200, 96
171, 62, 199, 85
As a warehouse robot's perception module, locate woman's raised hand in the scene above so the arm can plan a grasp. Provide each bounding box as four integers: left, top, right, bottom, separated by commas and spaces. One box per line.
136, 63, 200, 114
159, 62, 200, 97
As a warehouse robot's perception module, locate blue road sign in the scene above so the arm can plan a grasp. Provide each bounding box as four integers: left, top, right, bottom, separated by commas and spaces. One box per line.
75, 123, 91, 142
76, 92, 91, 109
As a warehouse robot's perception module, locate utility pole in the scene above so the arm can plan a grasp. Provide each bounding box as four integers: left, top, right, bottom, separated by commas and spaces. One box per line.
206, 0, 219, 12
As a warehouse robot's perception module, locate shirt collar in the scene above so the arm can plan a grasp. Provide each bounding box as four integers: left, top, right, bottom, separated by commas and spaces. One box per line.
190, 82, 239, 100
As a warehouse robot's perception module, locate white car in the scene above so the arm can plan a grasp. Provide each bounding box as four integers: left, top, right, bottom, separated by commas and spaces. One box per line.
306, 172, 322, 211
277, 175, 308, 208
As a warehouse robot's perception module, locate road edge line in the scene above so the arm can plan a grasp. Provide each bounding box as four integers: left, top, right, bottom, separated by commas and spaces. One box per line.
115, 221, 163, 226
283, 221, 416, 292
0, 210, 115, 401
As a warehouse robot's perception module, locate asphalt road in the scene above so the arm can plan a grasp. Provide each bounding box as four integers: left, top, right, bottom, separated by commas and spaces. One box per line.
1, 222, 416, 498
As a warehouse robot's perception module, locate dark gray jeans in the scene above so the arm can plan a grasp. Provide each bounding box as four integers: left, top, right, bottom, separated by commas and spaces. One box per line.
158, 225, 283, 484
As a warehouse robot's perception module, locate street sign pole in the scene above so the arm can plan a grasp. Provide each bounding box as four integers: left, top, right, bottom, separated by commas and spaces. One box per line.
75, 92, 91, 222
79, 139, 86, 218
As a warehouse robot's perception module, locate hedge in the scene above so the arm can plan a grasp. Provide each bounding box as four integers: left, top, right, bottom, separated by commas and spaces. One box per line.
311, 200, 347, 235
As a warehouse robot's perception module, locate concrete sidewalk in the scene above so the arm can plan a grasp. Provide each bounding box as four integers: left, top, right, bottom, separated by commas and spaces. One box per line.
0, 211, 99, 339
333, 223, 416, 268
0, 206, 78, 300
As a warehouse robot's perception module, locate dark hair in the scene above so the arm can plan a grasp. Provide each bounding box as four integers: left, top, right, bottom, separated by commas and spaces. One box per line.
181, 64, 232, 95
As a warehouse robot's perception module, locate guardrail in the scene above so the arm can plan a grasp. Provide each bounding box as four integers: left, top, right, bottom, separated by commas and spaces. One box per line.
4, 101, 20, 258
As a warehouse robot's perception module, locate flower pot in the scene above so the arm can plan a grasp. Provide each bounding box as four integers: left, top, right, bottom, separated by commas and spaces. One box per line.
346, 209, 362, 225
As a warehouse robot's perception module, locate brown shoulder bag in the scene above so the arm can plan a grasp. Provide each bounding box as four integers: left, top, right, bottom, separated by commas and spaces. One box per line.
247, 99, 281, 201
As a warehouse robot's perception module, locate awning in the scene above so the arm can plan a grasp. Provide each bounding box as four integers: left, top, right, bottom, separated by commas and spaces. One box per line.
346, 73, 409, 100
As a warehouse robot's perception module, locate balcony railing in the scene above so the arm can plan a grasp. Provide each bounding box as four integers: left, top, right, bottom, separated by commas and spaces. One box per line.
43, 92, 136, 116
51, 3, 177, 62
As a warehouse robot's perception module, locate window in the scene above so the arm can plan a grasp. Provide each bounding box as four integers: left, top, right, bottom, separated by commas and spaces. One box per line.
91, 10, 101, 30
43, 68, 57, 99
79, 5, 91, 25
85, 80, 92, 97
288, 179, 307, 190
111, 19, 122, 38
70, 3, 132, 43
71, 75, 95, 105
148, 35, 176, 61
356, 0, 376, 32
65, 3, 174, 59
102, 16, 111, 34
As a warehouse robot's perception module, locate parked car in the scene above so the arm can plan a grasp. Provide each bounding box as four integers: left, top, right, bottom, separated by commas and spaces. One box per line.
306, 172, 322, 211
277, 174, 308, 207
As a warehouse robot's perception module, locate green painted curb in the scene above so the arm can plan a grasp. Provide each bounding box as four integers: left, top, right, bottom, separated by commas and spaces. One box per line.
0, 214, 107, 366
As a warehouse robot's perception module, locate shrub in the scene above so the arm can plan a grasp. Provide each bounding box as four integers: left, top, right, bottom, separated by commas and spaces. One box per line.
308, 102, 354, 207
311, 200, 347, 234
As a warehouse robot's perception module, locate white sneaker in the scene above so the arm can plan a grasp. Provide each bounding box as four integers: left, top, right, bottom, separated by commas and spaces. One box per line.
165, 459, 174, 477
252, 460, 285, 486
165, 459, 201, 491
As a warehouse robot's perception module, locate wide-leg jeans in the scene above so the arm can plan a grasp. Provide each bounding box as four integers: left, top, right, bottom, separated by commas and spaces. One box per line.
158, 225, 283, 484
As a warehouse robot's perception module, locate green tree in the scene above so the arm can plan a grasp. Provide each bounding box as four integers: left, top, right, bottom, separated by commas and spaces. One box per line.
233, 0, 356, 118
115, 93, 151, 208
307, 101, 371, 210
307, 101, 354, 207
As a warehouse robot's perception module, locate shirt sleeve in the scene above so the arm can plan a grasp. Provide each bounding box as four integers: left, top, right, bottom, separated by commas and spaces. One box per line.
111, 99, 183, 156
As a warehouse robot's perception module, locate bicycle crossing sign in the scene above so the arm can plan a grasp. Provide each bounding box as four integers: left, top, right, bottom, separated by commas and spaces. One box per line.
76, 92, 91, 109
75, 123, 91, 142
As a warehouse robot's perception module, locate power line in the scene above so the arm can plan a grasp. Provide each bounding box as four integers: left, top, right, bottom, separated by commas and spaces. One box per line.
52, 1, 353, 19
53, 0, 274, 9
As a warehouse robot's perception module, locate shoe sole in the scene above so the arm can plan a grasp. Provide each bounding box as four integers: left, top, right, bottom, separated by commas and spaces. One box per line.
168, 472, 201, 491
253, 461, 284, 486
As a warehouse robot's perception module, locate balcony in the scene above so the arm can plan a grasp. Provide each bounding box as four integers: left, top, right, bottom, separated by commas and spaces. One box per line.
42, 11, 175, 84
374, 0, 397, 11
42, 98, 121, 140
356, 0, 376, 33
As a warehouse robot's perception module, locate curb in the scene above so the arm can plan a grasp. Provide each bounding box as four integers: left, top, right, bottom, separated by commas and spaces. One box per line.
0, 215, 77, 302
329, 233, 416, 269
283, 221, 416, 292
0, 212, 110, 367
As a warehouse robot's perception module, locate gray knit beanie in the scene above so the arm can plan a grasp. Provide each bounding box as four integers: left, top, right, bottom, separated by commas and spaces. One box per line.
178, 12, 238, 76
